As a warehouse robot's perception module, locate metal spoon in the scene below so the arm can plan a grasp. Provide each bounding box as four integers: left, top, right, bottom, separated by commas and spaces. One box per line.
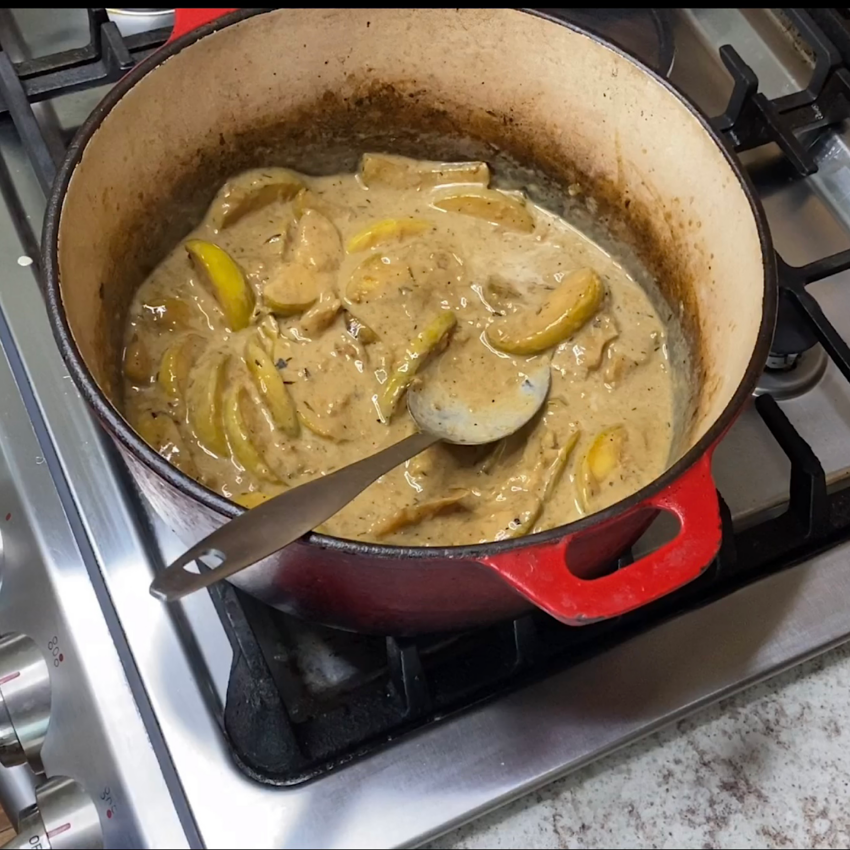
149, 360, 551, 603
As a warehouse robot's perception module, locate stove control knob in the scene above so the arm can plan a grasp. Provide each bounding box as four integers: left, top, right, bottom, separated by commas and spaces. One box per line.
0, 634, 50, 771
1, 776, 102, 850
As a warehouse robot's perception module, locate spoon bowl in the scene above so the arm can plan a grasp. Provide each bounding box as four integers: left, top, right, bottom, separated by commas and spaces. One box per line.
408, 358, 551, 445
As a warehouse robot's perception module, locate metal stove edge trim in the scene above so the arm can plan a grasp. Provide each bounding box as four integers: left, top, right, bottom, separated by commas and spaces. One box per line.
0, 298, 188, 847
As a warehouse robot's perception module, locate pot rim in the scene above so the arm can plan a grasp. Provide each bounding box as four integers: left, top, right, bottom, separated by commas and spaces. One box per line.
42, 7, 778, 562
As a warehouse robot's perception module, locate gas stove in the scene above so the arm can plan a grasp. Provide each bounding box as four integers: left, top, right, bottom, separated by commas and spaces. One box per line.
0, 8, 850, 849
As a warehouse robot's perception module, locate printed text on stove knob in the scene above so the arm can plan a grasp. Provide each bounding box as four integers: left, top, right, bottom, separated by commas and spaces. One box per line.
0, 776, 103, 850
0, 633, 51, 771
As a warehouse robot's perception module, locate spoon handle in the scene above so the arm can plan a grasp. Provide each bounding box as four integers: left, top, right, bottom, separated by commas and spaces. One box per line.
150, 431, 439, 602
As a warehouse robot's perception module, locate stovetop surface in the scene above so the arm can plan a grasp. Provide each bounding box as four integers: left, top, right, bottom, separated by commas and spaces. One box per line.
3, 7, 850, 848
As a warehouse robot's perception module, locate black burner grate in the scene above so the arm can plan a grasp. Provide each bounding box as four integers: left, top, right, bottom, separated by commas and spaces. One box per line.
0, 9, 168, 193
708, 9, 850, 374
6, 7, 850, 786
711, 10, 850, 176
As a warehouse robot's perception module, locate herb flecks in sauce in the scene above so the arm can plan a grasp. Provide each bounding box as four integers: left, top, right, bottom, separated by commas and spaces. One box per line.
122, 154, 673, 544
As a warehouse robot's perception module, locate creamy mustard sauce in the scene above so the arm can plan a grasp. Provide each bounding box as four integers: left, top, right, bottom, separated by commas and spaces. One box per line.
121, 155, 674, 545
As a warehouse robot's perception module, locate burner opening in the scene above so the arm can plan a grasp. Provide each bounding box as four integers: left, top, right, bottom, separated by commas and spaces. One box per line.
756, 345, 828, 399
769, 288, 818, 362
766, 352, 801, 372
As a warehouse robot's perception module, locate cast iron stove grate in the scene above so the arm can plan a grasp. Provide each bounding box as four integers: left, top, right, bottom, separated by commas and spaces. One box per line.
5, 7, 850, 786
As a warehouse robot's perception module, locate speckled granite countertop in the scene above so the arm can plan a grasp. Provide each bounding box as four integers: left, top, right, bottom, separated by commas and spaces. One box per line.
431, 642, 850, 849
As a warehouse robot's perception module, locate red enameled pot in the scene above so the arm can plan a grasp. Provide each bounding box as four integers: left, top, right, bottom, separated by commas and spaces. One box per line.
42, 9, 776, 633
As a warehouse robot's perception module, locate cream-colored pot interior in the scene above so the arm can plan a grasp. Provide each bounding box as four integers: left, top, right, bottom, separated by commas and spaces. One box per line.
57, 8, 767, 479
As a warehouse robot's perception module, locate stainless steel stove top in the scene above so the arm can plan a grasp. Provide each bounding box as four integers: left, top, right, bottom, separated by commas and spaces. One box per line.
0, 8, 850, 849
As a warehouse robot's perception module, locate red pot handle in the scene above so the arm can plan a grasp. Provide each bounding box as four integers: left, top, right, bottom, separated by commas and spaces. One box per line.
169, 8, 238, 43
478, 452, 721, 625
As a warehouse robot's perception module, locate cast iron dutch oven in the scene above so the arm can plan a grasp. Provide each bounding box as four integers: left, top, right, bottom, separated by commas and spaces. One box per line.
42, 8, 777, 634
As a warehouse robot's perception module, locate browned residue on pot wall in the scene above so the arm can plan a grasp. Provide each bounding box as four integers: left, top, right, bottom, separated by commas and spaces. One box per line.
57, 8, 764, 478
